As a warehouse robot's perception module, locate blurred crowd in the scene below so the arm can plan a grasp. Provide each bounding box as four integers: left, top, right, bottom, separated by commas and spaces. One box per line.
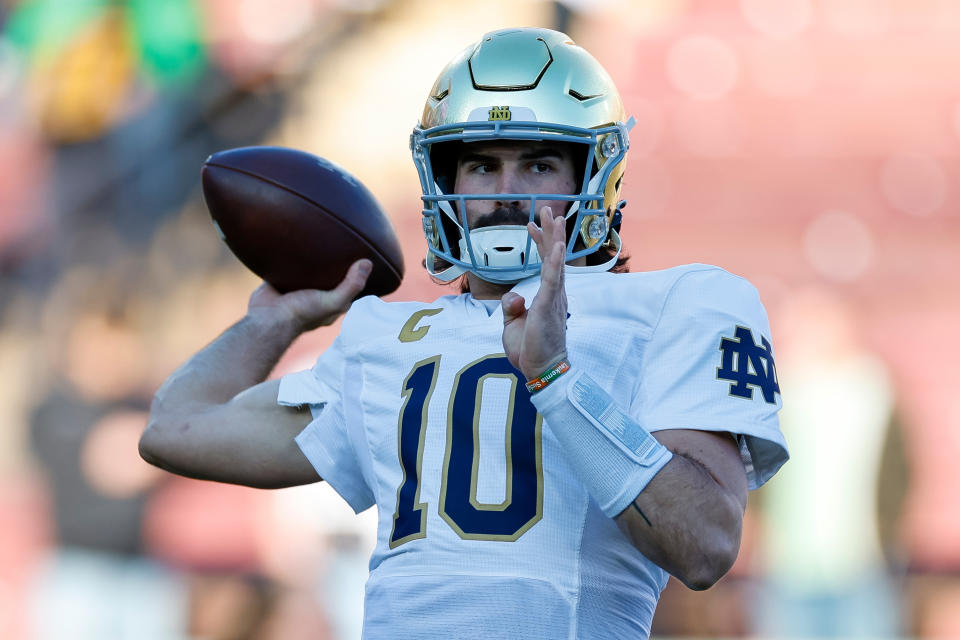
1, 1, 959, 639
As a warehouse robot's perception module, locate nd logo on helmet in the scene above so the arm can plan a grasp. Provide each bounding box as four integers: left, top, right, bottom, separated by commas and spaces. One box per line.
488, 106, 511, 121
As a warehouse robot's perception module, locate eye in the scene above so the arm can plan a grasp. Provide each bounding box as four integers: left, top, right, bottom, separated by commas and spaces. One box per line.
530, 162, 554, 174
469, 162, 497, 175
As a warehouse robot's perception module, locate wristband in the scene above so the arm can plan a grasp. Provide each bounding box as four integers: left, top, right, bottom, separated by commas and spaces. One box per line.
525, 357, 571, 393
529, 368, 673, 517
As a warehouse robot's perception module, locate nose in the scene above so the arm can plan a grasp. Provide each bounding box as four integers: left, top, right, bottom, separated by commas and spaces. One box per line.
494, 167, 523, 209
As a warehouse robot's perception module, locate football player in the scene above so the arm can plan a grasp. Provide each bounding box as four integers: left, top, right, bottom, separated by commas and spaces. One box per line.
141, 28, 788, 638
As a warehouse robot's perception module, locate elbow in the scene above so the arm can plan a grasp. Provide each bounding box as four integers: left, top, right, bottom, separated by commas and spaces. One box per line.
682, 575, 720, 592
138, 421, 162, 467
678, 551, 736, 591
140, 394, 169, 467
676, 534, 740, 591
139, 416, 175, 470
681, 489, 745, 591
138, 429, 160, 467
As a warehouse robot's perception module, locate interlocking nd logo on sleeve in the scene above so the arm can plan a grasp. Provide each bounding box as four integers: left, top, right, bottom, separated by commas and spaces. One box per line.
716, 326, 780, 404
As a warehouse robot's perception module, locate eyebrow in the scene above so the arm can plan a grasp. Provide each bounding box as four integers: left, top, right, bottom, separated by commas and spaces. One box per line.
458, 148, 568, 165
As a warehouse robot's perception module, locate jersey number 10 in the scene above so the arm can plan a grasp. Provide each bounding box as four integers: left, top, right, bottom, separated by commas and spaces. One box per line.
390, 354, 544, 548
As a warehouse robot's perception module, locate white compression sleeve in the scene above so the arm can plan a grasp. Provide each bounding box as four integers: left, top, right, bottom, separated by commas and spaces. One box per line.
529, 368, 673, 517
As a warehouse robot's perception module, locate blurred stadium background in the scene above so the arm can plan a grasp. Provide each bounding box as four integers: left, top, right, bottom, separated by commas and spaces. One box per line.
0, 0, 958, 638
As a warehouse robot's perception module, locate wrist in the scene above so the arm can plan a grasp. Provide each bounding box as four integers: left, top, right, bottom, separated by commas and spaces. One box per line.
525, 356, 571, 394
521, 351, 568, 380
243, 306, 304, 342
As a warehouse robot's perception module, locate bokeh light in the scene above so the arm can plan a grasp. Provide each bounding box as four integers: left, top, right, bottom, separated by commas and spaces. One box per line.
80, 410, 158, 499
625, 157, 673, 218
671, 99, 742, 157
803, 210, 875, 282
666, 35, 740, 100
953, 101, 960, 142
879, 153, 948, 217
0, 39, 22, 100
236, 0, 316, 46
822, 0, 892, 38
746, 39, 818, 99
739, 0, 812, 39
626, 98, 665, 157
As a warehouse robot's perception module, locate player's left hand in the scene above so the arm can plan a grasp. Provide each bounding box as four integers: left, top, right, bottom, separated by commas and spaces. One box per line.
501, 206, 569, 380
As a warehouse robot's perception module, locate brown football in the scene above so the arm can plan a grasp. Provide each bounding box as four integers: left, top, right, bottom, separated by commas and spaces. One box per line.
201, 146, 404, 296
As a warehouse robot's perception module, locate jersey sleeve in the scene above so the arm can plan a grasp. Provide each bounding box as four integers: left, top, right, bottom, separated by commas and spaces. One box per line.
277, 335, 347, 417
633, 267, 789, 490
277, 336, 376, 513
294, 397, 375, 513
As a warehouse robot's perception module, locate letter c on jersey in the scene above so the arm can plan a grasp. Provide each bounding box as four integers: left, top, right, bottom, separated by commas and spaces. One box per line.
398, 308, 444, 343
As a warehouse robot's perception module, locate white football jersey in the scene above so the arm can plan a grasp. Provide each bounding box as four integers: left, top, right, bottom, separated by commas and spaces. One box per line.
278, 264, 788, 639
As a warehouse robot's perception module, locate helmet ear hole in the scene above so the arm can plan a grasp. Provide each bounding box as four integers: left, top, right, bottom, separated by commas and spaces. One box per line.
427, 140, 465, 260
430, 141, 463, 195
571, 143, 591, 195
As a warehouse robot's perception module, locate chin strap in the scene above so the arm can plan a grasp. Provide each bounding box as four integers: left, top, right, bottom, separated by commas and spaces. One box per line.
564, 228, 622, 275
424, 182, 467, 282
424, 251, 467, 282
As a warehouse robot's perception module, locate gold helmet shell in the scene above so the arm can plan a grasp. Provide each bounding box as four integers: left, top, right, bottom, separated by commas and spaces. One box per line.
412, 28, 631, 283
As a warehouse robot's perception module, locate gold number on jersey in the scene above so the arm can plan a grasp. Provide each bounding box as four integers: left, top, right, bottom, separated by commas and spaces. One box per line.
389, 354, 543, 548
389, 355, 441, 548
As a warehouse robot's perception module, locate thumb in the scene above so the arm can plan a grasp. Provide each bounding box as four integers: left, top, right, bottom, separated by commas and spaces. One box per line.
329, 259, 372, 305
501, 292, 526, 324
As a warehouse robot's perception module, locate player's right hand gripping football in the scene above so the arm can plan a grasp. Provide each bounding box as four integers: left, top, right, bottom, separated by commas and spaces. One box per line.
247, 258, 372, 332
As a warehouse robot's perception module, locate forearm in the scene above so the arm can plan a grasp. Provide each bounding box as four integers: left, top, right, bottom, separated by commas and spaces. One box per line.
529, 369, 747, 590
153, 258, 372, 413
144, 310, 300, 465
141, 267, 369, 485
153, 311, 298, 413
616, 446, 745, 590
141, 311, 317, 486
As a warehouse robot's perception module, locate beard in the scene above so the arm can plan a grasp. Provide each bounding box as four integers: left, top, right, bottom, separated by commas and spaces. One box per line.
470, 204, 534, 229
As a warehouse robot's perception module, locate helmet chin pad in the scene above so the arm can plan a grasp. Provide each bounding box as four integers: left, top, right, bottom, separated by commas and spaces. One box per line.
458, 225, 541, 269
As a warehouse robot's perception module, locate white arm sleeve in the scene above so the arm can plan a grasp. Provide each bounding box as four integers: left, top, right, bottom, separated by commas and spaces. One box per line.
530, 369, 673, 517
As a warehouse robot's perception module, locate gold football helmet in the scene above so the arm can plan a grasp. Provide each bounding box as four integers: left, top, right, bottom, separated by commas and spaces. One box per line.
411, 27, 632, 284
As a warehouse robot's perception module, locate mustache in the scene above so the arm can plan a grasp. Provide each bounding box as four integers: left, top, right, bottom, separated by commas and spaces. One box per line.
472, 205, 536, 229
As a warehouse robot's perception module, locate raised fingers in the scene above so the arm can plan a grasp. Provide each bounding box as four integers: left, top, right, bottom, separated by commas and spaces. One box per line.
528, 206, 561, 257
534, 206, 566, 293
547, 206, 565, 251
